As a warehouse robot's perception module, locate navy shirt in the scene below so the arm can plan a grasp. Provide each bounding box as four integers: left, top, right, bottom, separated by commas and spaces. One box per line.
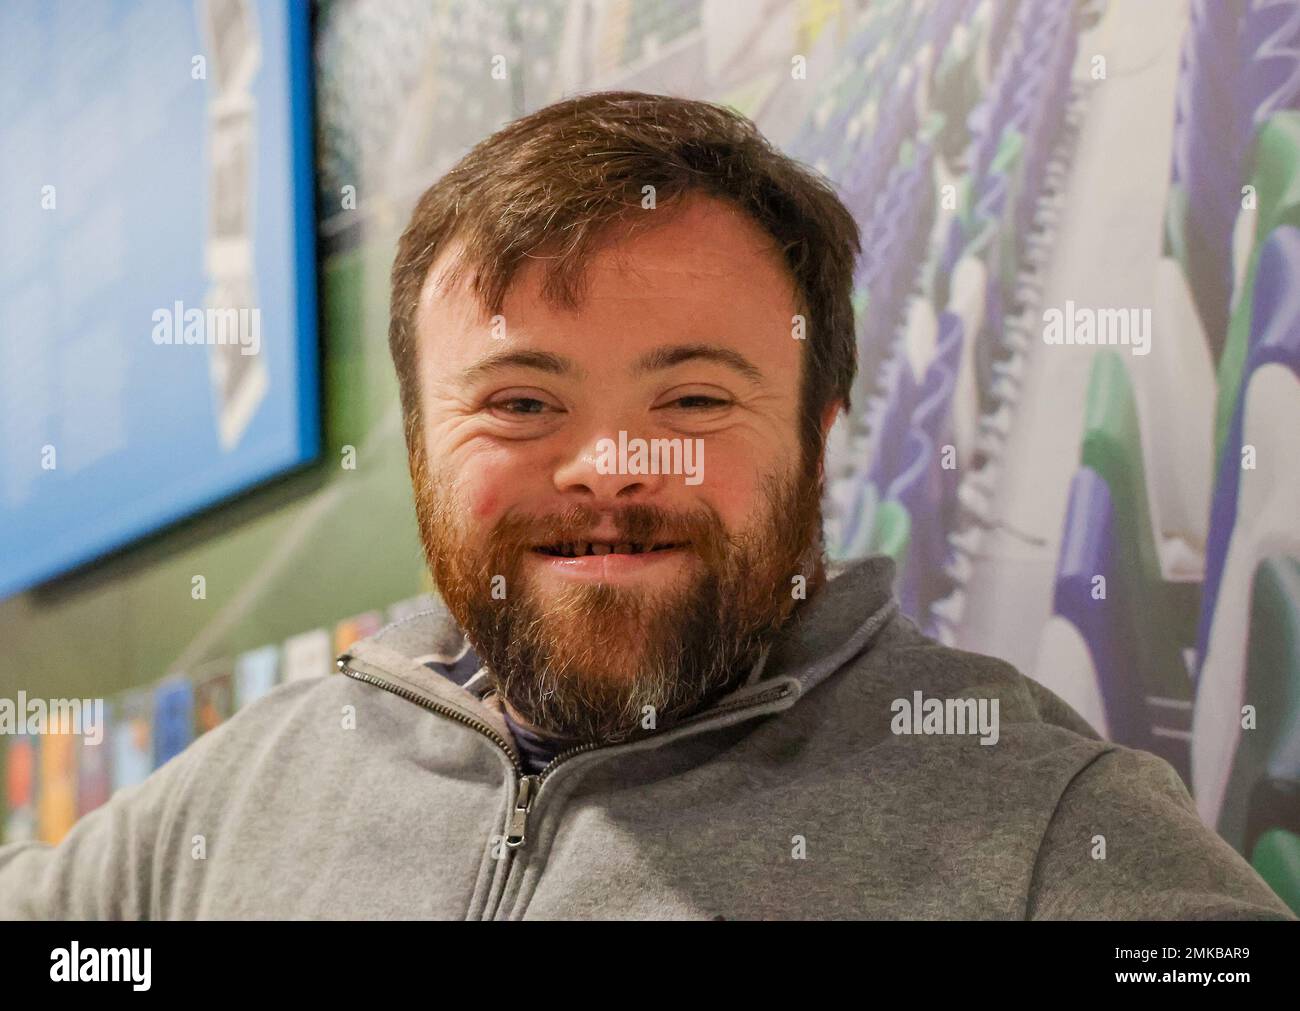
421, 644, 568, 774
499, 704, 571, 774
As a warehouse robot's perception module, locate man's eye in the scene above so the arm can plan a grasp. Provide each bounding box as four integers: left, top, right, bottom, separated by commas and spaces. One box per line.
490, 397, 551, 415
669, 395, 730, 410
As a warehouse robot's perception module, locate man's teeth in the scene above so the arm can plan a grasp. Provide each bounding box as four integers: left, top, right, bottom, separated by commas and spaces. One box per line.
542, 542, 672, 557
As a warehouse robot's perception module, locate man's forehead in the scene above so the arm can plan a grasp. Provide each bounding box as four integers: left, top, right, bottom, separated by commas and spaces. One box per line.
420, 195, 790, 305
578, 197, 791, 288
414, 196, 799, 371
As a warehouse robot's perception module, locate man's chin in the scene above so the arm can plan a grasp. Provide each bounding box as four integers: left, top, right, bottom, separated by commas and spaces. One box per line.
512, 589, 685, 671
528, 643, 653, 688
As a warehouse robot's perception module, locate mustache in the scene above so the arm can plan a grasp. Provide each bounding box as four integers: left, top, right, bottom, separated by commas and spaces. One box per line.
488, 503, 731, 555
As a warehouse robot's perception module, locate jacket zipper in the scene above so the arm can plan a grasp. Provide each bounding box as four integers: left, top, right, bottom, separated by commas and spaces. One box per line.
338, 658, 792, 850
337, 659, 523, 773
338, 658, 532, 919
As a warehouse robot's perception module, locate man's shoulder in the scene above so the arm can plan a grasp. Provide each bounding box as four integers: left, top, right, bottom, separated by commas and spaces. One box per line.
855, 613, 1107, 743
113, 670, 445, 849
208, 672, 368, 736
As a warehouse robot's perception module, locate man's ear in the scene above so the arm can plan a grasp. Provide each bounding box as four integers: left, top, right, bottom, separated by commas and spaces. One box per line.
816, 399, 845, 481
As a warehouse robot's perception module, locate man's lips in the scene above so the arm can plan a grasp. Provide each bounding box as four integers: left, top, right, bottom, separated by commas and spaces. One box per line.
527, 542, 690, 581
531, 540, 684, 558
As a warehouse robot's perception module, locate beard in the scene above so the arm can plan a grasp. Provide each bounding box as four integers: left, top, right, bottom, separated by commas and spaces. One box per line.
410, 445, 826, 745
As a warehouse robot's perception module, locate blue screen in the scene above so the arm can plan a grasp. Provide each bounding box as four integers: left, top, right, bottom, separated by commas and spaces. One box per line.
0, 0, 319, 599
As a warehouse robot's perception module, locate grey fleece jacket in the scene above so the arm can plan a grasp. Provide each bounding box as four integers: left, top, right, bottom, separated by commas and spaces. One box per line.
0, 556, 1292, 920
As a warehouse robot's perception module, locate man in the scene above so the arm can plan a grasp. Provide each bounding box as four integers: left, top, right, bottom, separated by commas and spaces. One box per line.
0, 91, 1291, 919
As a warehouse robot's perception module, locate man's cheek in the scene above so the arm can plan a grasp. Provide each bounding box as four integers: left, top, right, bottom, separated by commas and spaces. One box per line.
457, 465, 512, 525
468, 487, 498, 524
455, 444, 537, 525
691, 452, 753, 508
694, 477, 755, 530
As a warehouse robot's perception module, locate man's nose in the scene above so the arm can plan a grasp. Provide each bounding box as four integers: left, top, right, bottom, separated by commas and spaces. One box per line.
551, 430, 669, 503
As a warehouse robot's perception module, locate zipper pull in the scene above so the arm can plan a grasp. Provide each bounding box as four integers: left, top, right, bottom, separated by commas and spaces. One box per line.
505, 775, 539, 849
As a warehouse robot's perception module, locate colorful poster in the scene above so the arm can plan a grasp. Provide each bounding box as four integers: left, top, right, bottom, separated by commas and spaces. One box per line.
282, 627, 333, 681
194, 668, 235, 734
333, 610, 383, 654
235, 643, 280, 709
36, 714, 78, 845
76, 701, 113, 818
111, 690, 154, 792
3, 734, 38, 844
152, 676, 195, 769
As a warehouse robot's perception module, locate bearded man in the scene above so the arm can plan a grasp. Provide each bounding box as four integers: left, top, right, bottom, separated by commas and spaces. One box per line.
0, 92, 1290, 921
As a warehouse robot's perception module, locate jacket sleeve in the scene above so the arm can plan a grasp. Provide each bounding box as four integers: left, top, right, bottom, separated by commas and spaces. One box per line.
1027, 745, 1296, 919
0, 732, 211, 920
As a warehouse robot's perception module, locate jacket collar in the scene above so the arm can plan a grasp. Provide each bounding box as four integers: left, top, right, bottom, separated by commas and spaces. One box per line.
338, 554, 899, 744
770, 553, 899, 693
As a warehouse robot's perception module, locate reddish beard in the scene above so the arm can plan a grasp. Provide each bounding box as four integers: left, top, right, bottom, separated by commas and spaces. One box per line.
410, 450, 826, 744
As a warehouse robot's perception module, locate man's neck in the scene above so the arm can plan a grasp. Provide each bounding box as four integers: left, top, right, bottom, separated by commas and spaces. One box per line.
494, 693, 573, 742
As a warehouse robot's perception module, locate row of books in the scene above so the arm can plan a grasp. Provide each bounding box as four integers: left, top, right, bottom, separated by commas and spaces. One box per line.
2, 592, 436, 847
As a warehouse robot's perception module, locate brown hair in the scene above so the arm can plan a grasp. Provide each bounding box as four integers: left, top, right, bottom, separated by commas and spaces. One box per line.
389, 90, 862, 466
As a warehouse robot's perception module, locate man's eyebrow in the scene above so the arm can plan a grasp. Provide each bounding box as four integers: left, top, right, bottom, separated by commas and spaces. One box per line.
458, 349, 585, 385
457, 342, 765, 386
631, 343, 765, 383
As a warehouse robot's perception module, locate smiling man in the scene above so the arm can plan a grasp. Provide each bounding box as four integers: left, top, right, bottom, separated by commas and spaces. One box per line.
0, 91, 1292, 920
404, 189, 833, 751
